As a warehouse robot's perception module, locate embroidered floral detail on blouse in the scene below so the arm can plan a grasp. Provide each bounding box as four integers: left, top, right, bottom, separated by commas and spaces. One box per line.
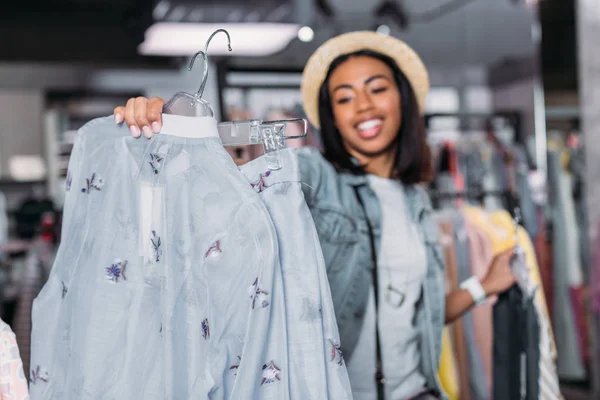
65, 171, 72, 192
261, 361, 281, 385
229, 355, 241, 376
61, 281, 68, 299
30, 365, 49, 385
149, 154, 164, 174
81, 173, 104, 193
250, 171, 271, 193
204, 241, 222, 258
106, 259, 128, 283
151, 230, 162, 262
329, 339, 344, 366
248, 278, 270, 309
201, 318, 210, 340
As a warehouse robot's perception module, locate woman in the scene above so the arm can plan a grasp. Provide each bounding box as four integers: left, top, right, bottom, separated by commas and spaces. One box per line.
114, 31, 516, 400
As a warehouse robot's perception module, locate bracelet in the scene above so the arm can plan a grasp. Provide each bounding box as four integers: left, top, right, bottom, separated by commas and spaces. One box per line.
460, 276, 487, 306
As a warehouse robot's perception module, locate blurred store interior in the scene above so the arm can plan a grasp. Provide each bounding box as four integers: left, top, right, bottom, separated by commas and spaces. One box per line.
0, 0, 597, 399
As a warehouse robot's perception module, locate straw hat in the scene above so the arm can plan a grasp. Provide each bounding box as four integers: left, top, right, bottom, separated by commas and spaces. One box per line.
301, 31, 429, 129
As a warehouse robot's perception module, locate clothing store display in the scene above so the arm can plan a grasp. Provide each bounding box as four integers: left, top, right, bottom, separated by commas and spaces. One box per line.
30, 115, 349, 399
301, 31, 429, 128
0, 318, 29, 400
346, 175, 427, 400
239, 148, 352, 399
547, 150, 586, 380
427, 126, 564, 399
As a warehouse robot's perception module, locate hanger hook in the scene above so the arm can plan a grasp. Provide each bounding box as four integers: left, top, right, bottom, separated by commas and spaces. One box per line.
188, 29, 232, 102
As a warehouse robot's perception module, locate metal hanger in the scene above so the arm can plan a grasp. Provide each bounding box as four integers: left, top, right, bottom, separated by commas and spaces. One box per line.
161, 28, 309, 170
163, 29, 232, 118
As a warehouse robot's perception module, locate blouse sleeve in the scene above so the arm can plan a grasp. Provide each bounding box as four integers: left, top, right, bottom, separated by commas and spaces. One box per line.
0, 322, 29, 400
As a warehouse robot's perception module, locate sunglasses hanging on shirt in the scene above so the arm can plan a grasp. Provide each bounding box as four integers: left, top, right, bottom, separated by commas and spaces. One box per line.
161, 28, 308, 170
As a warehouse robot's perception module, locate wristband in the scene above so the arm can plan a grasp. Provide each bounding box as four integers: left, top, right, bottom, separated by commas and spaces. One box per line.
460, 276, 487, 306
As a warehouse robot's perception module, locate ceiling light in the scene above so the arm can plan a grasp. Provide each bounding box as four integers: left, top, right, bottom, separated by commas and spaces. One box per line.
298, 26, 314, 42
376, 25, 391, 36
138, 23, 300, 57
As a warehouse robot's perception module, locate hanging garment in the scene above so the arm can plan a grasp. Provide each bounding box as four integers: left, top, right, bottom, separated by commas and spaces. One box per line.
534, 210, 554, 322
546, 150, 586, 380
449, 213, 488, 400
463, 211, 495, 395
489, 211, 561, 396
31, 115, 317, 399
493, 286, 541, 400
239, 148, 352, 399
492, 286, 525, 400
437, 328, 459, 400
438, 221, 470, 400
0, 318, 30, 400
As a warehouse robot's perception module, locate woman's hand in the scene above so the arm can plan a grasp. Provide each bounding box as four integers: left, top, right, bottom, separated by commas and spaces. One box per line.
445, 249, 517, 324
481, 249, 517, 296
113, 96, 166, 139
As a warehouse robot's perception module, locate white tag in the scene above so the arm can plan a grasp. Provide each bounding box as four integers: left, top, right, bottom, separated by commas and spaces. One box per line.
139, 182, 165, 263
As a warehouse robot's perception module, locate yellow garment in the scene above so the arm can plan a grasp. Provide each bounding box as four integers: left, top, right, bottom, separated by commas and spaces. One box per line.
438, 328, 460, 400
461, 206, 516, 255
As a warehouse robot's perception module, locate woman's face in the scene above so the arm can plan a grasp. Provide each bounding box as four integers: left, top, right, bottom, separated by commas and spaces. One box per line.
328, 55, 402, 161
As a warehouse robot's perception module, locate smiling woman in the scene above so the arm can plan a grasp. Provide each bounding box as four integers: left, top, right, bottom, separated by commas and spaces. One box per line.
317, 50, 431, 183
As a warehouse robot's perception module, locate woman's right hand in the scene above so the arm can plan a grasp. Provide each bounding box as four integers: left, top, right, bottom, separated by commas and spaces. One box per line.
113, 96, 166, 139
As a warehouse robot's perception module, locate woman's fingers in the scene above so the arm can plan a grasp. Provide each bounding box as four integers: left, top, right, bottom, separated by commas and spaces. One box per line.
124, 98, 141, 138
113, 106, 125, 124
134, 97, 153, 138
117, 96, 165, 138
148, 97, 165, 133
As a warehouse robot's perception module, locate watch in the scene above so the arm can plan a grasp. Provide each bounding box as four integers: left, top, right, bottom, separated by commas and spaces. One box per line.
460, 276, 487, 306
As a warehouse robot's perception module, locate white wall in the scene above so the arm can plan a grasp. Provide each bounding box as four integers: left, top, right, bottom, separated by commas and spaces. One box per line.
0, 90, 44, 178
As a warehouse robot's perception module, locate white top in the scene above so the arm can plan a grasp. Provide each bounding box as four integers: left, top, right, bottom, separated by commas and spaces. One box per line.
346, 175, 427, 400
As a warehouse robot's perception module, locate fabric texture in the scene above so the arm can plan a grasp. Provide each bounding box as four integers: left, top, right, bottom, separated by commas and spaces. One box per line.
0, 319, 29, 400
240, 148, 353, 399
346, 175, 427, 400
463, 212, 494, 394
438, 221, 470, 400
493, 286, 524, 400
437, 329, 459, 400
448, 213, 488, 400
31, 116, 308, 399
298, 147, 446, 398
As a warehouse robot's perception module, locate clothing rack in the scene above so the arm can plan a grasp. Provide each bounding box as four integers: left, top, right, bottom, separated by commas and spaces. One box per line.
429, 188, 522, 218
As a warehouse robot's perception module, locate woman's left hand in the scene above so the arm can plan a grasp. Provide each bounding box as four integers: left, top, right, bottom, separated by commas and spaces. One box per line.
481, 249, 517, 296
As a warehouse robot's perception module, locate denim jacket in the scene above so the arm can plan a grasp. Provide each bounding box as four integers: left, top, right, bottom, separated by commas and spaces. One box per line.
298, 147, 446, 397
